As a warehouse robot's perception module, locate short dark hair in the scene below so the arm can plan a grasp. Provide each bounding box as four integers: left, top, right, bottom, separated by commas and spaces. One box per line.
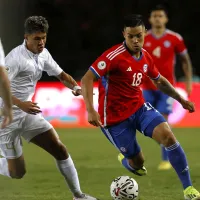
24, 16, 49, 34
150, 4, 168, 16
123, 14, 144, 29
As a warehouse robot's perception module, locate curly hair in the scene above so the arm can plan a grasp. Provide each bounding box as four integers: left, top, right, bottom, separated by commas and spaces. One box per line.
24, 16, 49, 34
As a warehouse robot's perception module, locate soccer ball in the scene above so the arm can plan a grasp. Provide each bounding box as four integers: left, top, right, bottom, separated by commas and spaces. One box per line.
110, 176, 139, 200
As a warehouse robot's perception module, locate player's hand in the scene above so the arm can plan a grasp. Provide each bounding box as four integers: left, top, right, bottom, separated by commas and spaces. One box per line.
0, 106, 13, 129
88, 110, 103, 127
180, 98, 195, 113
186, 82, 192, 96
72, 89, 82, 96
18, 101, 42, 115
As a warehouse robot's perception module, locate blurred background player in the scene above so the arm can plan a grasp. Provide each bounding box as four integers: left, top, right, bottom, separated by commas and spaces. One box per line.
0, 39, 13, 128
81, 14, 200, 200
143, 5, 193, 170
0, 16, 97, 200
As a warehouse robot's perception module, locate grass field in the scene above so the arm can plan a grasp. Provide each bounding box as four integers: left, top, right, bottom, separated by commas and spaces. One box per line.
0, 128, 200, 200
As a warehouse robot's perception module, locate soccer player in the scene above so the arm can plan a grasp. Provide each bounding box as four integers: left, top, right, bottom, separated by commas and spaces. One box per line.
0, 16, 97, 200
143, 5, 193, 170
0, 39, 13, 128
81, 15, 200, 199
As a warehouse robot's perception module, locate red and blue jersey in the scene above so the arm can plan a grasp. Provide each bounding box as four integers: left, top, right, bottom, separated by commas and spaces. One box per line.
143, 29, 187, 90
90, 43, 160, 126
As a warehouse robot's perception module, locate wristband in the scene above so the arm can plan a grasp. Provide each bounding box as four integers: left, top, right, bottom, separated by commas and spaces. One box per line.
73, 85, 81, 92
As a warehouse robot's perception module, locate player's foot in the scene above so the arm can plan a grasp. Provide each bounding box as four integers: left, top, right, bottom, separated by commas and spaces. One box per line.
118, 153, 147, 176
73, 194, 99, 200
158, 161, 172, 170
184, 186, 200, 200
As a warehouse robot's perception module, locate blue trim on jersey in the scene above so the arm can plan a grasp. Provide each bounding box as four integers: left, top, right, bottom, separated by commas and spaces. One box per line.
179, 49, 187, 55
151, 73, 160, 80
132, 53, 143, 61
150, 29, 167, 40
123, 41, 143, 61
101, 76, 107, 89
89, 66, 100, 79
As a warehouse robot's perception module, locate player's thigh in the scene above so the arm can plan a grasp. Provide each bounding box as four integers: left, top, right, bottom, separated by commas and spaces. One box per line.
101, 119, 141, 159
156, 91, 174, 116
21, 114, 68, 160
136, 102, 166, 138
136, 104, 176, 146
0, 133, 25, 178
142, 90, 156, 106
152, 122, 177, 147
30, 128, 68, 160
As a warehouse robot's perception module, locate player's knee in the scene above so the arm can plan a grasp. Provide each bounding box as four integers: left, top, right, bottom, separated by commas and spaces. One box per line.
160, 130, 176, 147
53, 140, 68, 160
9, 168, 26, 179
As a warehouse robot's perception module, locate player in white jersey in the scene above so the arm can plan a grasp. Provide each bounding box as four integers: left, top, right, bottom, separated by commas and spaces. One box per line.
0, 39, 13, 128
0, 16, 98, 200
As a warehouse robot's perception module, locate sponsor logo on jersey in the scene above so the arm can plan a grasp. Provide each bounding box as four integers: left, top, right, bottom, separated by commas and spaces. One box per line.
97, 61, 106, 70
164, 40, 171, 48
143, 64, 148, 72
126, 66, 132, 71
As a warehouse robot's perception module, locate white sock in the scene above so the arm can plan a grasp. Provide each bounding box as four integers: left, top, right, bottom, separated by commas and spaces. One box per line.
0, 158, 10, 177
56, 155, 82, 197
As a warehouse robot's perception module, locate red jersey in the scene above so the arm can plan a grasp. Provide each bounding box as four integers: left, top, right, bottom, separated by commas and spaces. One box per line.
90, 43, 160, 126
143, 29, 187, 90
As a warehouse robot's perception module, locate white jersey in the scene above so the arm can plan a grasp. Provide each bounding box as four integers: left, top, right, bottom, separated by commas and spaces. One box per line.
0, 39, 5, 66
1, 41, 63, 117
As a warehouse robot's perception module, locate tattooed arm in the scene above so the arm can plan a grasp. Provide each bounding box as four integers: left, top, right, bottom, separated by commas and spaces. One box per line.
152, 75, 195, 113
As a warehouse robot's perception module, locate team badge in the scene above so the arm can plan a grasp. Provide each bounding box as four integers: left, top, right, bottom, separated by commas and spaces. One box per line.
143, 64, 148, 73
145, 42, 151, 47
5, 66, 10, 72
164, 40, 171, 48
97, 61, 106, 70
120, 147, 127, 153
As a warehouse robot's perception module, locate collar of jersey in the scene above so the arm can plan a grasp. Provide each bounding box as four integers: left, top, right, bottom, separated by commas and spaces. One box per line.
149, 29, 167, 39
123, 41, 143, 61
23, 40, 39, 59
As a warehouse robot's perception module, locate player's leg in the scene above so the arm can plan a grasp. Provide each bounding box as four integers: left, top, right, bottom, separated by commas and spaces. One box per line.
0, 136, 26, 179
21, 114, 97, 200
152, 123, 200, 199
0, 117, 26, 179
140, 104, 199, 199
101, 117, 147, 176
156, 92, 174, 170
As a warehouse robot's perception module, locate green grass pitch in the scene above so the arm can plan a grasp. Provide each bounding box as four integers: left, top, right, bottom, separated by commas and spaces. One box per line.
0, 128, 200, 200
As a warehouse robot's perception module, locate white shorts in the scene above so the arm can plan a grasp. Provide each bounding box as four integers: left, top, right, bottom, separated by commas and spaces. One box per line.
0, 114, 53, 159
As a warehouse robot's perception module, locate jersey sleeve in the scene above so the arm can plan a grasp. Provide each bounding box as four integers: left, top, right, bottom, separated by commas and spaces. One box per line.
89, 52, 112, 79
0, 39, 5, 66
5, 56, 20, 81
174, 34, 187, 55
146, 54, 160, 80
43, 49, 63, 76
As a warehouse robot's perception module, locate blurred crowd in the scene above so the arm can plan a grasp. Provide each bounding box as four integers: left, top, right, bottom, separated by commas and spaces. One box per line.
0, 0, 199, 81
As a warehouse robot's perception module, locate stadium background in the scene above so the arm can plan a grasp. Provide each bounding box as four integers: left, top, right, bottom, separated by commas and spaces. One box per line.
0, 1, 200, 200
0, 0, 199, 127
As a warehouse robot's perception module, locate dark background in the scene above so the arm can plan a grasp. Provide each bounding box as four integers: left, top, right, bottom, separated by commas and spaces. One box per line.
0, 0, 200, 81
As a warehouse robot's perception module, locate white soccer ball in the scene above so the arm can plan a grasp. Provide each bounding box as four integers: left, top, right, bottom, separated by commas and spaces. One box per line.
110, 176, 139, 200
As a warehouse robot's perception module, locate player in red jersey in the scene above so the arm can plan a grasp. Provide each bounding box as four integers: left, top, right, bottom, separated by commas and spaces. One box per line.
143, 5, 193, 170
81, 15, 199, 199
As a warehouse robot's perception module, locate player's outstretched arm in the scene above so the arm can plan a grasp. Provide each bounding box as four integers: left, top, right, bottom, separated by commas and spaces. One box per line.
152, 75, 195, 113
57, 71, 81, 96
180, 52, 193, 96
0, 67, 13, 128
81, 70, 102, 127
